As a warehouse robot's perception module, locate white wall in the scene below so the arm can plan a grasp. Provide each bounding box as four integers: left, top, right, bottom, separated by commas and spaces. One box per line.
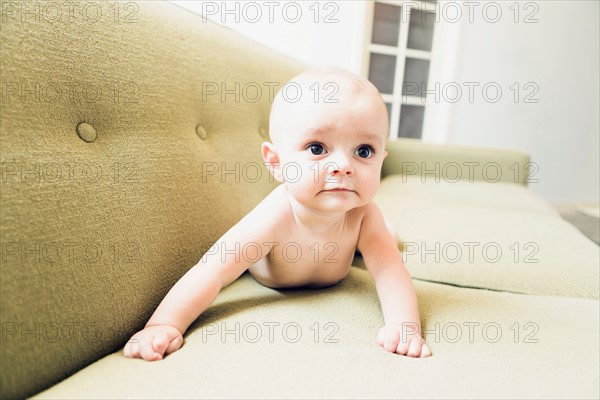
169, 0, 368, 73
170, 0, 599, 204
446, 1, 599, 203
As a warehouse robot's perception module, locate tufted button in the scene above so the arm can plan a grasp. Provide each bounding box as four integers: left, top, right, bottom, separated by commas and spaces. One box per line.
76, 123, 96, 143
258, 127, 268, 138
196, 125, 208, 140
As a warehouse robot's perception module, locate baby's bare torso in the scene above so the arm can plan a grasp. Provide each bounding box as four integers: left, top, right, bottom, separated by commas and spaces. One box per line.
248, 197, 365, 289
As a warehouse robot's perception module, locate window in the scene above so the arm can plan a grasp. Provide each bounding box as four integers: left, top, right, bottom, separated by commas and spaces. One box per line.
364, 1, 437, 140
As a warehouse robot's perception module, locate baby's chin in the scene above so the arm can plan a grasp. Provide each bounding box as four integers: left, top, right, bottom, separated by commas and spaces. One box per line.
285, 185, 373, 212
307, 195, 368, 213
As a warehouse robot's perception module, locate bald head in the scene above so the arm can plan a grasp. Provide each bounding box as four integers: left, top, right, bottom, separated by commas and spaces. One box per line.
269, 67, 389, 146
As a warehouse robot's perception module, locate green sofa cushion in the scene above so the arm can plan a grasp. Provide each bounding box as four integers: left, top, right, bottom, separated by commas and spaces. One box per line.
33, 268, 599, 399
376, 175, 600, 300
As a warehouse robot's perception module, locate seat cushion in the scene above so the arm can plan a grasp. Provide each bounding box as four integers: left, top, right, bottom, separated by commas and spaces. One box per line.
375, 176, 600, 299
32, 268, 598, 399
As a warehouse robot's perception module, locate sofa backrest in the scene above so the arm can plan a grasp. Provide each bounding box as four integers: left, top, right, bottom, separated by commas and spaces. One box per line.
382, 139, 532, 185
0, 1, 304, 397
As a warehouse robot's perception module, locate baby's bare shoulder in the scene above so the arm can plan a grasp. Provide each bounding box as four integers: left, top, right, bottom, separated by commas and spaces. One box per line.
218, 185, 291, 251
241, 185, 291, 228
254, 184, 289, 212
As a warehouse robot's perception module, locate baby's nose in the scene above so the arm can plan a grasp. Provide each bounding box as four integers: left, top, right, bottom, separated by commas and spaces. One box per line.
326, 156, 354, 176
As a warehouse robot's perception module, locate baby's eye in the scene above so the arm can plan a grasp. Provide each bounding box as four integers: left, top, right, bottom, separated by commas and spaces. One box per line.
355, 145, 375, 159
308, 143, 326, 155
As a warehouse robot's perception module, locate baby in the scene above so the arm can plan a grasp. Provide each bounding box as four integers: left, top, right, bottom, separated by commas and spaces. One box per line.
124, 67, 431, 360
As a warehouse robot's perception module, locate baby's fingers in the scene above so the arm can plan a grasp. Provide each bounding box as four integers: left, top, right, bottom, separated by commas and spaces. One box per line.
406, 337, 422, 357
164, 334, 184, 355
378, 326, 400, 353
419, 341, 432, 358
150, 332, 171, 357
123, 339, 132, 357
124, 335, 140, 358
152, 330, 183, 356
139, 334, 162, 361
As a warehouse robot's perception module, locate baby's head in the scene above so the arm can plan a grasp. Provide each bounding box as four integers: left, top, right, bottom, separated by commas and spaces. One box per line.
263, 67, 389, 212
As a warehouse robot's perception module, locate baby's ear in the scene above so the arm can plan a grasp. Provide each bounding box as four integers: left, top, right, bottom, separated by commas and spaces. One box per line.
261, 142, 284, 182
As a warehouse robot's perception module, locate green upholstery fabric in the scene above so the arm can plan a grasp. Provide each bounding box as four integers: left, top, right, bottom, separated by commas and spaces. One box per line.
1, 1, 599, 399
375, 176, 600, 299
383, 139, 532, 186
33, 269, 600, 399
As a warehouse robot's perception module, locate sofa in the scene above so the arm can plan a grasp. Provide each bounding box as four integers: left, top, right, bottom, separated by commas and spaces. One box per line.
1, 1, 598, 398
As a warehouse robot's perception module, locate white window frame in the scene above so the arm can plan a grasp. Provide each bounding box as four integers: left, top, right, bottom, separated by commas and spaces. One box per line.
361, 0, 463, 143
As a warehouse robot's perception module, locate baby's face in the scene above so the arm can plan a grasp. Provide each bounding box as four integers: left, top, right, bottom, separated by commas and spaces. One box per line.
266, 84, 389, 212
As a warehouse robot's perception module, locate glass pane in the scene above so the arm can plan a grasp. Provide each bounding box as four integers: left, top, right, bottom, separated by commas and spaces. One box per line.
402, 58, 430, 98
407, 10, 435, 51
399, 105, 424, 139
368, 53, 396, 95
372, 2, 401, 47
385, 102, 392, 125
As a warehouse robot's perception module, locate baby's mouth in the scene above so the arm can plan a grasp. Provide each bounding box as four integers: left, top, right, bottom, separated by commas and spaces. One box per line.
319, 188, 357, 194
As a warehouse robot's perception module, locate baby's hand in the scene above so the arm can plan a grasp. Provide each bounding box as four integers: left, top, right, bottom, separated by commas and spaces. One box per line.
377, 325, 431, 358
123, 325, 184, 361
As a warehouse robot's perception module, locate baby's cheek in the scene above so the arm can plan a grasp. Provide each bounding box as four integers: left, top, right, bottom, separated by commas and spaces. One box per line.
286, 168, 320, 200
361, 179, 381, 200
279, 161, 307, 183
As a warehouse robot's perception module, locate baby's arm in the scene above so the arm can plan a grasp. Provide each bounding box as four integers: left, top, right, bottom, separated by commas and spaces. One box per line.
123, 188, 284, 361
357, 202, 431, 358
